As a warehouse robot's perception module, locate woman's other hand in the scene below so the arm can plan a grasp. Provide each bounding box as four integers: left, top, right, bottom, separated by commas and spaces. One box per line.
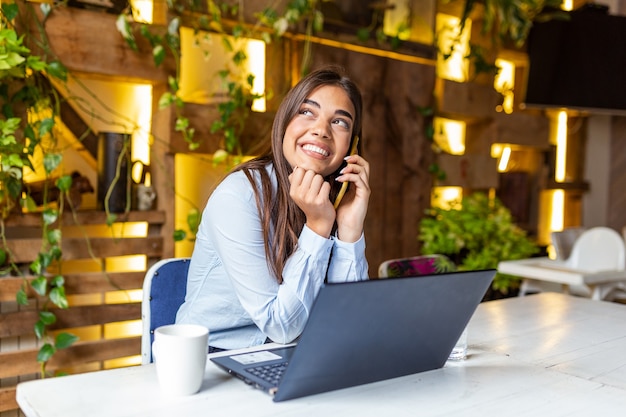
288, 166, 336, 238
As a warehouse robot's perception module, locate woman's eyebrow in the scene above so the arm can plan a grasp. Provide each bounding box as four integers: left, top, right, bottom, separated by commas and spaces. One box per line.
303, 98, 354, 121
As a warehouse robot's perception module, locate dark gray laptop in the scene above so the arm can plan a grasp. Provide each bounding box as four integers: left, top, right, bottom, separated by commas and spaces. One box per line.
211, 269, 495, 402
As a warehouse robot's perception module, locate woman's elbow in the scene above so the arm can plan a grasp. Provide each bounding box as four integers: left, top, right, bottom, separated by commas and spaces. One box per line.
263, 325, 302, 344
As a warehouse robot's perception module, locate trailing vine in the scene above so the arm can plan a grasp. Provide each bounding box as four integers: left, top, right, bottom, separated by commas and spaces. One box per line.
116, 0, 325, 241
0, 1, 78, 376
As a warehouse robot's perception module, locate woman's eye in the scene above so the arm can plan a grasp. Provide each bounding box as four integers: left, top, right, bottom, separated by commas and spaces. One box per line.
300, 108, 313, 116
333, 119, 350, 129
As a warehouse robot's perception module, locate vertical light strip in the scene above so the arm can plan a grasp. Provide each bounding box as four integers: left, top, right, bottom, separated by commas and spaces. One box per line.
131, 84, 153, 167
494, 59, 515, 114
247, 40, 266, 112
551, 190, 565, 231
498, 146, 511, 172
555, 110, 568, 182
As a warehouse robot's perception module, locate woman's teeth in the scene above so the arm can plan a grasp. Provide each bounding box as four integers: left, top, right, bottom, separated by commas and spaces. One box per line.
302, 144, 329, 157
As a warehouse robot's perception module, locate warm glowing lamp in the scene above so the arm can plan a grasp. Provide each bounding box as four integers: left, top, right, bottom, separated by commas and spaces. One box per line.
494, 59, 515, 114
433, 117, 466, 155
436, 14, 471, 82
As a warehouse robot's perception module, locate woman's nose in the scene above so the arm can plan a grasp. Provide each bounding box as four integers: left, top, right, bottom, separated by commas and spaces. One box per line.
311, 119, 330, 138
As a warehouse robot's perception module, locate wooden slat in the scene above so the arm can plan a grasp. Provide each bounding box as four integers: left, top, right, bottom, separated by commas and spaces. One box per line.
4, 236, 163, 263
0, 386, 18, 413
0, 303, 141, 338
0, 271, 145, 302
17, 2, 174, 83
0, 337, 141, 379
3, 210, 166, 228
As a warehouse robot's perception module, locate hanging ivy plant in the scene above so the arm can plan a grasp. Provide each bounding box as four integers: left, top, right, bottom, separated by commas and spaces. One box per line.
1, 1, 79, 376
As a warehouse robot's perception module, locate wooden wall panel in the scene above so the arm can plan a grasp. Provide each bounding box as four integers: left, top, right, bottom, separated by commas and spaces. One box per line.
307, 43, 437, 273
0, 211, 165, 414
608, 116, 626, 231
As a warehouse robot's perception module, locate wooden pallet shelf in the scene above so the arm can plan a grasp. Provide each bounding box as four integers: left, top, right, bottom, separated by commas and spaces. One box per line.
0, 210, 167, 414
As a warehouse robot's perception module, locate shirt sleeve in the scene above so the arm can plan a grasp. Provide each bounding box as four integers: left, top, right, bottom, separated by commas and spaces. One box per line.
327, 233, 369, 283
204, 172, 368, 345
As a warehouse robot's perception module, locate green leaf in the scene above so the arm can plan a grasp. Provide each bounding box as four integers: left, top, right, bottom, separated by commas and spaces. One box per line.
158, 92, 174, 109
261, 32, 272, 44
31, 276, 47, 296
50, 286, 69, 309
22, 194, 37, 212
0, 248, 5, 265
173, 229, 187, 242
167, 16, 180, 36
42, 151, 62, 173
16, 288, 28, 305
49, 245, 62, 262
29, 258, 41, 275
210, 120, 224, 134
51, 275, 65, 287
232, 24, 243, 38
313, 10, 324, 32
174, 117, 189, 132
356, 28, 370, 42
47, 61, 68, 81
42, 208, 59, 225
153, 44, 165, 67
39, 311, 57, 325
34, 320, 46, 339
40, 2, 51, 17
39, 117, 55, 137
212, 149, 228, 164
187, 208, 200, 234
224, 127, 236, 153
56, 174, 72, 192
55, 332, 79, 349
37, 343, 56, 363
47, 228, 62, 245
2, 3, 19, 21
167, 75, 179, 93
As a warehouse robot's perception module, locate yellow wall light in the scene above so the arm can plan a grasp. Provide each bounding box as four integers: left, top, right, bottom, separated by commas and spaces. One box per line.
433, 117, 466, 155
436, 14, 471, 82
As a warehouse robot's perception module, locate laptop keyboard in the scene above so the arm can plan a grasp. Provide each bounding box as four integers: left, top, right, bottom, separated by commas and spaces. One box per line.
246, 362, 288, 386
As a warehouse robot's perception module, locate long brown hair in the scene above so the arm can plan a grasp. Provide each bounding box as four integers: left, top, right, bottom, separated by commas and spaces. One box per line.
232, 66, 363, 283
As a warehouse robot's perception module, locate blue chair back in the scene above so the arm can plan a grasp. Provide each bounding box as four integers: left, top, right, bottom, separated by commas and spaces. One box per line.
141, 258, 190, 364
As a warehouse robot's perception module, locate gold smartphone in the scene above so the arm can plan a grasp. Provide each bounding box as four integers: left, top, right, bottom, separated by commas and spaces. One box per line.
333, 135, 359, 209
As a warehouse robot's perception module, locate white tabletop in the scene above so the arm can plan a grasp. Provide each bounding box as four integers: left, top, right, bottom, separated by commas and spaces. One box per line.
16, 293, 626, 417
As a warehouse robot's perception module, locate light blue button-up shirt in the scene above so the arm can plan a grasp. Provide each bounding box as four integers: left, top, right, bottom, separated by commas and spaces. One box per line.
175, 164, 369, 349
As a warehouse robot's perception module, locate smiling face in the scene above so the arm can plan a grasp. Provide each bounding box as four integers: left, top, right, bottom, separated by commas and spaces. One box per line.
282, 85, 355, 177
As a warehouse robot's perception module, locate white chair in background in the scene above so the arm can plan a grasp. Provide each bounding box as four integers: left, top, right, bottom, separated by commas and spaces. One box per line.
500, 226, 626, 301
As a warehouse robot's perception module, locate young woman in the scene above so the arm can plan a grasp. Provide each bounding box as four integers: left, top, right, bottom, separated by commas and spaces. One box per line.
175, 66, 370, 350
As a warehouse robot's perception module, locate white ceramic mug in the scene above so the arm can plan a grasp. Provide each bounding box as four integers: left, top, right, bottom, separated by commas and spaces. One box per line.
152, 324, 209, 396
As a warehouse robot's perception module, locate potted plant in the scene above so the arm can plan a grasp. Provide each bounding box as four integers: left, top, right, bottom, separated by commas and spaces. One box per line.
418, 192, 539, 298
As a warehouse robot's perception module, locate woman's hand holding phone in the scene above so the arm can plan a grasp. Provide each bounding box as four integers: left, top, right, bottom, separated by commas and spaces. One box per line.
333, 136, 360, 209
334, 138, 370, 243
